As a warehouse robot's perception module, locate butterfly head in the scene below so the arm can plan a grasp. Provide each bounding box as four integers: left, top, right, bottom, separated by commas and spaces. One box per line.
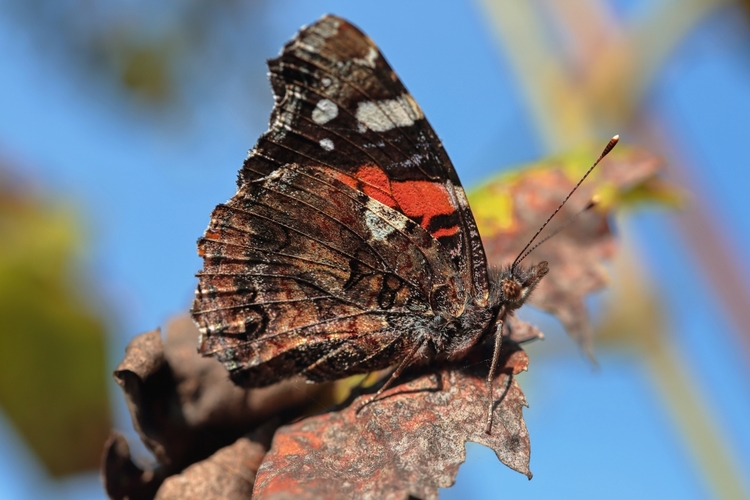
490, 261, 548, 311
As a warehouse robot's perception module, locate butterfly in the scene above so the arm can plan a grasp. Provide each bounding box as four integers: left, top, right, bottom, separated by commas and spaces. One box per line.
191, 15, 616, 433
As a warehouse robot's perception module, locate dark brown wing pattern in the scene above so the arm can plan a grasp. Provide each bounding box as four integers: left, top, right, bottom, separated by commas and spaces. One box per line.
192, 15, 491, 386
241, 15, 488, 296
194, 164, 461, 385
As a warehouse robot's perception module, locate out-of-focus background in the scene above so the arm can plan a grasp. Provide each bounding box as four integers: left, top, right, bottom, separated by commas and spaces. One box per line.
1, 1, 749, 498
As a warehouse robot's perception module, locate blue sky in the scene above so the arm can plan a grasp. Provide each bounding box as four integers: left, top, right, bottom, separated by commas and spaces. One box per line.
0, 1, 749, 498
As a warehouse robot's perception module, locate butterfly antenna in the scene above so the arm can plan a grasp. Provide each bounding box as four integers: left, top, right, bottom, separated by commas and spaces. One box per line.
512, 135, 619, 270
515, 195, 600, 264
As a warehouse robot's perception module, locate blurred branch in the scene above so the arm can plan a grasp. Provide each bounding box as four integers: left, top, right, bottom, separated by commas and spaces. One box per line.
477, 0, 730, 148
636, 115, 750, 362
476, 0, 750, 498
599, 233, 749, 500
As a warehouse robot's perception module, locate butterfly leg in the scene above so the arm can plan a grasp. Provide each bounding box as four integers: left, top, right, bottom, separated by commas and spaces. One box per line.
358, 336, 426, 413
485, 319, 505, 435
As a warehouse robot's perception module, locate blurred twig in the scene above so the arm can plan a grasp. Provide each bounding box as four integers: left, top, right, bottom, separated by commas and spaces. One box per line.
476, 0, 749, 498
599, 232, 748, 500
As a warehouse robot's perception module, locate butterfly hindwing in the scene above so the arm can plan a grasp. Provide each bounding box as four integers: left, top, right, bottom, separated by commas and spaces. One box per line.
194, 164, 462, 385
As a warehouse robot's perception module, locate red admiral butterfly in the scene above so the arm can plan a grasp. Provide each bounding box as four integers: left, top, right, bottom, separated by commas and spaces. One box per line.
191, 15, 617, 433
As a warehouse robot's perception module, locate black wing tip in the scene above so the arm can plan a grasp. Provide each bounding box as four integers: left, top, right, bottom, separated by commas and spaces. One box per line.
270, 14, 347, 63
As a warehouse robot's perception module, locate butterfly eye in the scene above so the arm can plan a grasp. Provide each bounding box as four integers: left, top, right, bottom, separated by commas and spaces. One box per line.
501, 279, 522, 302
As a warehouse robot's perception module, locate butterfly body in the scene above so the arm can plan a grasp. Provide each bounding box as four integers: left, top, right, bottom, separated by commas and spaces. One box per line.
191, 15, 546, 395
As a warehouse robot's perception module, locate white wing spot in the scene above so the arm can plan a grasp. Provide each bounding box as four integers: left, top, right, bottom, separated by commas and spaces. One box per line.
354, 46, 378, 68
365, 46, 378, 66
319, 138, 334, 151
312, 99, 338, 124
365, 198, 408, 232
321, 77, 332, 87
356, 94, 424, 132
365, 210, 394, 241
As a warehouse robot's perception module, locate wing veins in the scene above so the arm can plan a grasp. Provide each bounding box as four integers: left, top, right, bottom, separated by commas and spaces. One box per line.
283, 55, 432, 179
291, 167, 451, 282
228, 180, 431, 294
260, 123, 400, 208
192, 294, 344, 315
277, 77, 407, 169
199, 241, 349, 273
201, 271, 363, 307
203, 310, 415, 354
218, 203, 387, 277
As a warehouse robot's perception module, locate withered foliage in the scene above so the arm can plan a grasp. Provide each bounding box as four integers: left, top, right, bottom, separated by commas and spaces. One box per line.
253, 341, 530, 499
103, 316, 332, 499
103, 148, 669, 499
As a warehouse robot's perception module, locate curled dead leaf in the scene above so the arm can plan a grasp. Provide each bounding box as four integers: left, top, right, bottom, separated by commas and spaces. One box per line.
155, 436, 267, 500
102, 432, 163, 500
103, 315, 332, 498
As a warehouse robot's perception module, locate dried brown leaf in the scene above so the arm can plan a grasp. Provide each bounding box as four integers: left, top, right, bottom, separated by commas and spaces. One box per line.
155, 436, 267, 500
102, 432, 163, 500
253, 341, 531, 500
104, 315, 333, 498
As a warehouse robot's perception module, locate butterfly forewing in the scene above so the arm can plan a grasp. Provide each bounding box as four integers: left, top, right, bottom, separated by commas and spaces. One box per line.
241, 15, 489, 297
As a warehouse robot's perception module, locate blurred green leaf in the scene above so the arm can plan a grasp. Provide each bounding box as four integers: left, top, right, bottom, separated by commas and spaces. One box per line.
0, 172, 111, 476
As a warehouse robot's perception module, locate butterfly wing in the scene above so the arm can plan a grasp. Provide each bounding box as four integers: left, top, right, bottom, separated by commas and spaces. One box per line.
195, 164, 464, 385
192, 16, 491, 386
242, 15, 489, 298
